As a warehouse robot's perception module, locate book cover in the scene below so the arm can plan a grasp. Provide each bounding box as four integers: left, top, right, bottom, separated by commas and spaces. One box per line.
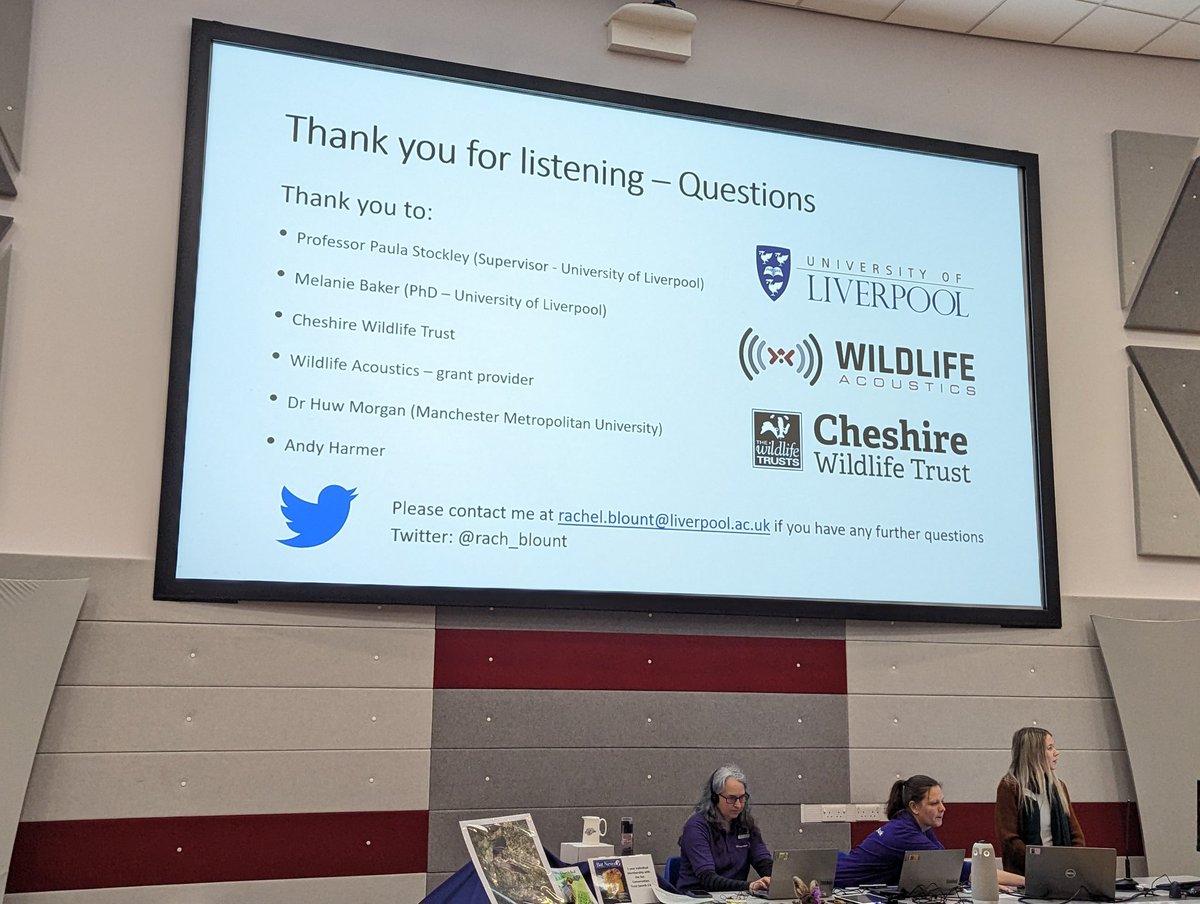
590, 857, 634, 904
551, 865, 598, 904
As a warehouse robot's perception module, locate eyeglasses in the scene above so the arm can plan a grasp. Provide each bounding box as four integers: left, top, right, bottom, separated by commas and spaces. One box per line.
719, 793, 749, 805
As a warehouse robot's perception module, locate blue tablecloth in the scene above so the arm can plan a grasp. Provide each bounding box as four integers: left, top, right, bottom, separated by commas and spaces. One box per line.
419, 847, 582, 904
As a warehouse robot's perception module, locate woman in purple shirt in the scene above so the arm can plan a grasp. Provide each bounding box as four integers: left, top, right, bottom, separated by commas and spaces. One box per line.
677, 764, 773, 894
835, 774, 1023, 889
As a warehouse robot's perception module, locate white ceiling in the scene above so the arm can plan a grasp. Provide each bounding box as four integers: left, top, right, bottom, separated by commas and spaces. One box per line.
747, 0, 1200, 61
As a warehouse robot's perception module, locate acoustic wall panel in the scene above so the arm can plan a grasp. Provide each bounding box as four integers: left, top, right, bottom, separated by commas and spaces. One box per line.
849, 595, 1200, 643
433, 689, 848, 749
1112, 130, 1198, 312
846, 640, 1110, 697
0, 553, 435, 629
849, 696, 1122, 750
1094, 615, 1200, 875
0, 579, 88, 895
1128, 366, 1200, 556
7, 810, 428, 894
1125, 160, 1200, 333
1128, 345, 1200, 489
428, 747, 848, 811
57, 622, 434, 687
0, 0, 33, 166
850, 748, 1134, 805
39, 687, 432, 752
3, 555, 436, 896
434, 628, 846, 693
3, 873, 425, 904
22, 750, 431, 820
436, 602, 843, 640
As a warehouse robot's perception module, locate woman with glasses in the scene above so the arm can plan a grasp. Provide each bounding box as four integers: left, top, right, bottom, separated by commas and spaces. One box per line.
676, 763, 773, 894
995, 726, 1086, 873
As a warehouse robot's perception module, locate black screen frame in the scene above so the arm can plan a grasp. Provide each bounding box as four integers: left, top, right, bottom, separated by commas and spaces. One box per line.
154, 19, 1060, 628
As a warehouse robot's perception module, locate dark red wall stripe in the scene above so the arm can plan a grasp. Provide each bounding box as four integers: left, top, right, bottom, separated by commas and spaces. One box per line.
434, 628, 847, 693
5, 810, 429, 894
848, 801, 1144, 857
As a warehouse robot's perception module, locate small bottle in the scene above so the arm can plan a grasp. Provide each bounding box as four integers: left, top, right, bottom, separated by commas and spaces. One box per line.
620, 817, 634, 855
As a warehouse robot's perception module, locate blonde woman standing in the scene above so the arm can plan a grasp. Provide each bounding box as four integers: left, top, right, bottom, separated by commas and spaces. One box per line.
995, 727, 1086, 873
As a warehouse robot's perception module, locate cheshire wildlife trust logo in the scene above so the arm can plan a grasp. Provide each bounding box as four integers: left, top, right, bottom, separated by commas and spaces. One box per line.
278, 484, 357, 547
756, 245, 791, 300
753, 410, 803, 470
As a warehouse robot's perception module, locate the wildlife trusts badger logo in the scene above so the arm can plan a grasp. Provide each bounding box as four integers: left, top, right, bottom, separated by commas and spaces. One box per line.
756, 244, 791, 300
753, 410, 803, 471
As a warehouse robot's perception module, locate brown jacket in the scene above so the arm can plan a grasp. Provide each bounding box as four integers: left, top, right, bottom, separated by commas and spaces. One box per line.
994, 774, 1086, 874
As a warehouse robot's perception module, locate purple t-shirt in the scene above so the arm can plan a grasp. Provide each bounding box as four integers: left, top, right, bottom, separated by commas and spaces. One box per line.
678, 811, 772, 892
836, 811, 967, 887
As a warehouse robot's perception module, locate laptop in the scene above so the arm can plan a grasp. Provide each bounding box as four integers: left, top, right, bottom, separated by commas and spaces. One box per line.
1023, 846, 1117, 902
752, 849, 840, 900
889, 848, 966, 898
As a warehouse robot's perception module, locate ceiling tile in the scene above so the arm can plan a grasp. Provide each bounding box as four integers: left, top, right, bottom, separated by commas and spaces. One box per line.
972, 0, 1095, 43
1138, 19, 1200, 56
799, 0, 902, 21
886, 0, 1000, 32
1056, 5, 1174, 50
1105, 0, 1200, 17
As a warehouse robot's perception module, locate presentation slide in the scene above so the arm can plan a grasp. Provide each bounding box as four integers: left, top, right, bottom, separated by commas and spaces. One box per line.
158, 23, 1057, 622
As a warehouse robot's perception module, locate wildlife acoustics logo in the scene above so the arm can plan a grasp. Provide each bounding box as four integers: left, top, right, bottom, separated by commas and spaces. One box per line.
756, 245, 791, 300
739, 327, 824, 385
753, 410, 803, 470
278, 484, 357, 547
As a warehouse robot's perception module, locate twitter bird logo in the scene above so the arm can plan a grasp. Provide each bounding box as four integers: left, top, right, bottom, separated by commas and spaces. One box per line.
278, 484, 357, 548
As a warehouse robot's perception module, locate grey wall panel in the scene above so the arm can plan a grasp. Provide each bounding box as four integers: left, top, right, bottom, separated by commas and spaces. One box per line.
21, 749, 431, 821
850, 749, 1133, 804
426, 805, 850, 874
0, 554, 435, 628
437, 604, 843, 639
1094, 616, 1200, 875
429, 748, 847, 811
849, 596, 1200, 645
432, 690, 848, 749
0, 580, 88, 894
1111, 130, 1198, 310
0, 0, 33, 165
846, 640, 1111, 698
39, 687, 433, 752
846, 618, 1078, 646
1, 873, 425, 904
1129, 366, 1200, 556
849, 696, 1122, 750
56, 622, 434, 687
1125, 160, 1200, 333
1128, 346, 1200, 494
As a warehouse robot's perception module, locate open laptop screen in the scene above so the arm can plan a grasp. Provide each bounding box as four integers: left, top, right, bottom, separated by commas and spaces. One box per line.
1024, 846, 1117, 902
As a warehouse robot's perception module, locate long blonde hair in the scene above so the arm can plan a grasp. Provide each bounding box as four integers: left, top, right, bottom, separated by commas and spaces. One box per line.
1007, 726, 1066, 808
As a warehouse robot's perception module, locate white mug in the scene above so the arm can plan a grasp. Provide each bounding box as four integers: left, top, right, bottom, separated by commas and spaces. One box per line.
581, 815, 607, 843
